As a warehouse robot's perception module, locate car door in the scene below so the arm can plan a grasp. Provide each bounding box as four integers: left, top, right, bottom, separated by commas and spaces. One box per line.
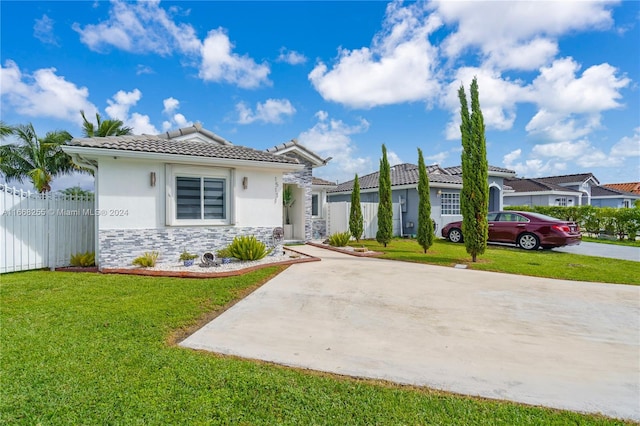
494, 213, 530, 243
486, 212, 500, 241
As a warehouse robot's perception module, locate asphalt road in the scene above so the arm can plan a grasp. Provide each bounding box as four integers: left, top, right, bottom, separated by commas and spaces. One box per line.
553, 241, 640, 262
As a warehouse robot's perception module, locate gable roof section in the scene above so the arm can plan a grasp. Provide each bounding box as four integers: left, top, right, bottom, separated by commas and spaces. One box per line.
266, 139, 329, 167
591, 185, 640, 198
604, 182, 640, 195
444, 165, 516, 176
66, 135, 301, 166
312, 177, 337, 186
504, 178, 581, 194
329, 163, 463, 193
536, 173, 600, 186
159, 123, 233, 146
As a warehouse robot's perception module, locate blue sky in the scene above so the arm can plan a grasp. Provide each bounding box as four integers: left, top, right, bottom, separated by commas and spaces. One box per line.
1, 0, 639, 192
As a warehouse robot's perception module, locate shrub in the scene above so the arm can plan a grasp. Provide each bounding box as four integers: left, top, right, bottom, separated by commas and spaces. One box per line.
228, 235, 271, 261
328, 231, 351, 247
178, 250, 198, 261
70, 251, 95, 267
132, 251, 159, 267
216, 246, 233, 259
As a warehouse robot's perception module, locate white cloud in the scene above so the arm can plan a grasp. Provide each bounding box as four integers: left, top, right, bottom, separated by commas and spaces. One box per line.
136, 64, 154, 75
525, 58, 630, 141
387, 150, 402, 167
443, 67, 526, 139
160, 97, 192, 131
298, 112, 371, 182
0, 60, 97, 125
309, 1, 441, 108
74, 1, 268, 89
610, 128, 640, 158
73, 0, 201, 55
34, 14, 58, 46
434, 0, 615, 70
277, 48, 307, 65
425, 151, 448, 165
105, 89, 159, 134
105, 88, 142, 121
199, 28, 270, 88
235, 99, 295, 124
162, 97, 179, 114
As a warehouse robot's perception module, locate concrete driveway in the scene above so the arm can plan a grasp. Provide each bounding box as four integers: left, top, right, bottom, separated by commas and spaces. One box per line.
553, 241, 640, 262
180, 244, 640, 421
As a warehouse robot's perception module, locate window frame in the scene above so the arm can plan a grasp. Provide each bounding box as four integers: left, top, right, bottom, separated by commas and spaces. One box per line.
441, 192, 460, 215
166, 164, 233, 226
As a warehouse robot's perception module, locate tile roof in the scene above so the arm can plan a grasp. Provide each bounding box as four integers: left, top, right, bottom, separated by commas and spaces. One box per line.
266, 139, 328, 166
312, 177, 337, 186
591, 185, 640, 198
329, 163, 462, 193
603, 182, 640, 195
444, 165, 516, 175
504, 178, 581, 193
159, 123, 233, 146
536, 173, 599, 185
68, 135, 300, 164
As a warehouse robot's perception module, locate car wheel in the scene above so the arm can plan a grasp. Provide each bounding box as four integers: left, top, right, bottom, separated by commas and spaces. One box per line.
518, 233, 540, 250
448, 228, 463, 243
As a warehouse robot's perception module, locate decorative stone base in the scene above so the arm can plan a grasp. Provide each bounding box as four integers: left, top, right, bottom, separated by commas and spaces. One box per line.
99, 226, 281, 269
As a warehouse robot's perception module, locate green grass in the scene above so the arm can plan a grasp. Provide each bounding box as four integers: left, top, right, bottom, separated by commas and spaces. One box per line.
1, 270, 632, 425
356, 239, 639, 285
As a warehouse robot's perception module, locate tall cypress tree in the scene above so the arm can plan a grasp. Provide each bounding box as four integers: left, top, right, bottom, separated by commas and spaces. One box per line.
458, 77, 489, 262
417, 148, 434, 253
349, 174, 364, 242
376, 144, 393, 247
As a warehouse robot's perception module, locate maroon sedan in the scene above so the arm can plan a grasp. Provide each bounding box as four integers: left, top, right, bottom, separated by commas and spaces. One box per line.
441, 211, 581, 250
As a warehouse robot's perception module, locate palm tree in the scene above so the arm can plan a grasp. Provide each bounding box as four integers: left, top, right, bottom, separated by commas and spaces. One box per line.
81, 110, 133, 137
0, 121, 13, 138
0, 123, 74, 193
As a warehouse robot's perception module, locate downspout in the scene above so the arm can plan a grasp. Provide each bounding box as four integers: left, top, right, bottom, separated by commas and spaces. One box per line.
71, 154, 100, 269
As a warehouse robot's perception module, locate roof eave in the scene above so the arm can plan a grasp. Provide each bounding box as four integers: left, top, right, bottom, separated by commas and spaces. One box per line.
62, 145, 304, 171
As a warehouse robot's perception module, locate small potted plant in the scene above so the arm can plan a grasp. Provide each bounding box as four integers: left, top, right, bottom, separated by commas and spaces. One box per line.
179, 249, 198, 267
216, 246, 234, 264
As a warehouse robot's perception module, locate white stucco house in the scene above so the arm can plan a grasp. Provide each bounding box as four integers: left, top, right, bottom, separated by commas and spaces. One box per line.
63, 125, 329, 269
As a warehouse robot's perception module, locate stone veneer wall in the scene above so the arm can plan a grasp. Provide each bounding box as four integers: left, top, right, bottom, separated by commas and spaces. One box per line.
311, 219, 327, 239
282, 153, 313, 241
99, 226, 279, 269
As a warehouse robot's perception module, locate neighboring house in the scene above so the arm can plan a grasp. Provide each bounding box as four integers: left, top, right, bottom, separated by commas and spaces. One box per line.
503, 173, 640, 208
63, 125, 327, 269
326, 163, 515, 237
604, 182, 640, 196
503, 178, 583, 207
590, 186, 640, 208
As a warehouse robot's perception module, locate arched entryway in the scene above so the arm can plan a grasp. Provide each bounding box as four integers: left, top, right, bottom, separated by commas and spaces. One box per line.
489, 185, 501, 211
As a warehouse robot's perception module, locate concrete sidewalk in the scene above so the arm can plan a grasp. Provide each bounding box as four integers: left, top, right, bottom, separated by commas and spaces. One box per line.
180, 244, 640, 421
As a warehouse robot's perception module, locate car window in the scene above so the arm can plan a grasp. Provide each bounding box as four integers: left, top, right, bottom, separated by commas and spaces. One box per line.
487, 213, 499, 221
499, 213, 514, 222
513, 214, 529, 222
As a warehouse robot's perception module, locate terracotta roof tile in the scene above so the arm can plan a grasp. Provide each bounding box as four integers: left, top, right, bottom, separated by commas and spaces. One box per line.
603, 182, 640, 195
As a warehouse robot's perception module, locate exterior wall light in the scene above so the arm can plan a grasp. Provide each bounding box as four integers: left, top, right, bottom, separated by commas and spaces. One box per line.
242, 176, 248, 190
150, 172, 156, 187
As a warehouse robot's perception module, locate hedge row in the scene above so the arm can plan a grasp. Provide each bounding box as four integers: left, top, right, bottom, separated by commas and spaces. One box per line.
504, 205, 640, 240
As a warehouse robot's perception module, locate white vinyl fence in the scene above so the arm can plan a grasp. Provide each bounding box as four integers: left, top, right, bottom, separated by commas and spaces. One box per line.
1, 184, 95, 273
327, 202, 401, 239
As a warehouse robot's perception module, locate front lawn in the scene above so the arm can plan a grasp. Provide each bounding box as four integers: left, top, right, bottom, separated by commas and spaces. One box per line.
1, 270, 632, 425
353, 239, 639, 285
